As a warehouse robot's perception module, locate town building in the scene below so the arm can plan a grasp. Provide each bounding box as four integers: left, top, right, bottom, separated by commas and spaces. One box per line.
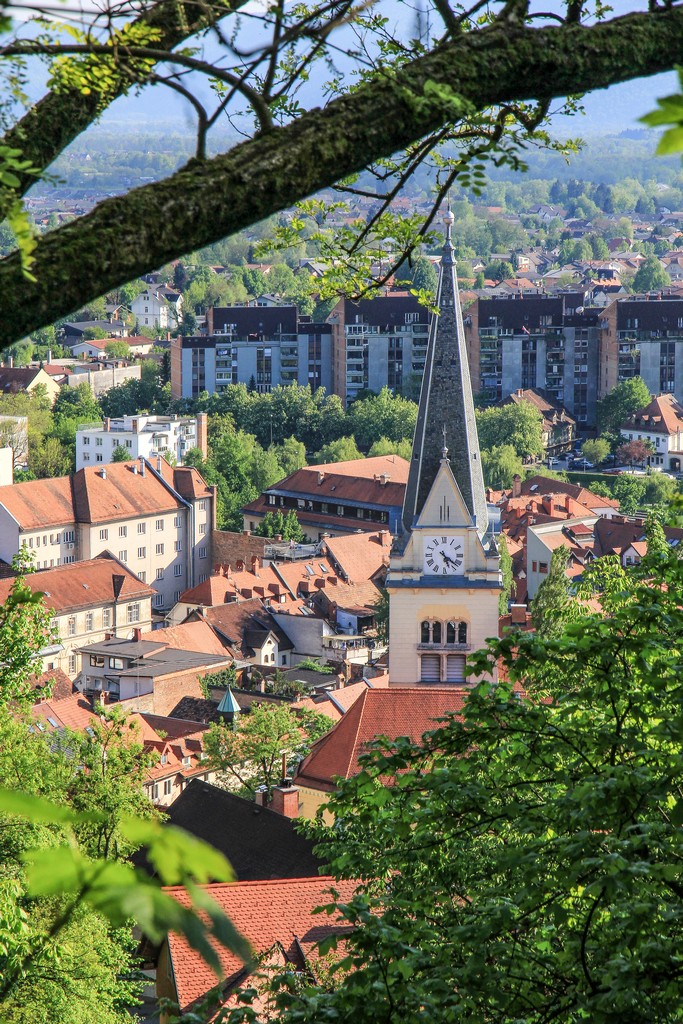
0, 553, 154, 680
242, 454, 408, 539
75, 413, 208, 470
500, 388, 576, 456
135, 714, 215, 806
386, 209, 502, 686
0, 365, 62, 404
170, 305, 332, 399
131, 284, 183, 330
621, 393, 683, 471
328, 295, 430, 404
0, 456, 215, 612
67, 361, 142, 398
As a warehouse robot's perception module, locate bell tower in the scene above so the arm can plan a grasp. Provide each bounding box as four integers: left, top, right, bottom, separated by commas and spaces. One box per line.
386, 208, 501, 686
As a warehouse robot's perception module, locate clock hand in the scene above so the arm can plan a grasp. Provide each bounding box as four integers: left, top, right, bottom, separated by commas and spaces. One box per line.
440, 551, 456, 567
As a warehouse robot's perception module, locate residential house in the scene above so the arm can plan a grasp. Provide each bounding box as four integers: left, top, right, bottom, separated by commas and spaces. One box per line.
499, 388, 576, 456
0, 553, 154, 680
131, 285, 183, 330
135, 714, 215, 806
242, 454, 408, 539
76, 413, 208, 470
190, 597, 294, 669
62, 319, 128, 342
0, 456, 215, 612
620, 393, 683, 471
0, 365, 61, 404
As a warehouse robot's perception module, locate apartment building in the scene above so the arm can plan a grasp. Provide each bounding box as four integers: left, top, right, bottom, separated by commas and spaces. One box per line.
131, 284, 183, 329
76, 413, 208, 470
170, 305, 332, 399
328, 296, 430, 405
466, 293, 683, 427
0, 457, 215, 613
0, 553, 154, 680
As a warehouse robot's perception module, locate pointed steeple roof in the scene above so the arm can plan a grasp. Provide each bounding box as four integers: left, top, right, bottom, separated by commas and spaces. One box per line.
401, 207, 488, 536
216, 686, 241, 716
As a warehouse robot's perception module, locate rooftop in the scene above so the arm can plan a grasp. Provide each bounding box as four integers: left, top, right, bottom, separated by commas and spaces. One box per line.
0, 553, 154, 613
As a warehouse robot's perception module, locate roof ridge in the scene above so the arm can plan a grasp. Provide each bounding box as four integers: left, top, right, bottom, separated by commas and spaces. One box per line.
163, 875, 336, 894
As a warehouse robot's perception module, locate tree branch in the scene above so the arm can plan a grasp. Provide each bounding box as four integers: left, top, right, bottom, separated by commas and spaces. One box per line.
1, 6, 682, 342
0, 0, 247, 215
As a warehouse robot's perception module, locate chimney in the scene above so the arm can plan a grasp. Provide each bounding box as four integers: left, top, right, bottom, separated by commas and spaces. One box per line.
317, 471, 325, 485
270, 757, 300, 818
100, 467, 107, 479
139, 457, 146, 477
251, 555, 260, 573
104, 417, 111, 432
543, 496, 555, 516
156, 455, 163, 473
133, 627, 142, 641
255, 785, 268, 807
512, 474, 522, 498
47, 349, 52, 364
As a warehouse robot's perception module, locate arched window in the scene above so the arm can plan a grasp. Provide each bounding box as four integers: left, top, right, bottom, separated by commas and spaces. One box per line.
421, 620, 431, 644
458, 621, 468, 644
432, 620, 442, 644
446, 621, 456, 644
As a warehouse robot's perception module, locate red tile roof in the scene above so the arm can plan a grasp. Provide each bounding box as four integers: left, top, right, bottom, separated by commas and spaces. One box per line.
139, 620, 230, 658
322, 531, 392, 583
72, 461, 184, 523
295, 687, 470, 792
259, 455, 408, 508
0, 475, 75, 529
166, 877, 358, 1011
622, 393, 683, 436
0, 553, 154, 613
31, 691, 99, 732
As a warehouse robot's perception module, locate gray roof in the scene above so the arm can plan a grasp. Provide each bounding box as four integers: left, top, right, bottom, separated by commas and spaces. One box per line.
402, 214, 488, 535
77, 637, 230, 676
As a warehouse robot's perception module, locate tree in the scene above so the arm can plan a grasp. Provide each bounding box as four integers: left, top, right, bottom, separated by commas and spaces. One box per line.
531, 544, 577, 638
81, 327, 108, 340
581, 437, 611, 465
314, 436, 363, 464
611, 474, 648, 514
368, 437, 413, 460
616, 438, 653, 467
348, 388, 417, 452
408, 256, 437, 294
205, 703, 330, 795
110, 444, 130, 462
283, 510, 305, 543
477, 402, 544, 459
633, 253, 671, 292
481, 445, 524, 489
273, 436, 307, 476
1, 6, 683, 342
286, 549, 683, 1024
484, 260, 514, 284
498, 534, 514, 616
104, 339, 130, 358
597, 377, 651, 434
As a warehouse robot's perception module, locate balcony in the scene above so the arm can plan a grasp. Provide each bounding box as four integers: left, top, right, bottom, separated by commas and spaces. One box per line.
417, 642, 471, 652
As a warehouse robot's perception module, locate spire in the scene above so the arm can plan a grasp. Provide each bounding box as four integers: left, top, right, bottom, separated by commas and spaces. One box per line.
217, 685, 241, 728
401, 206, 488, 535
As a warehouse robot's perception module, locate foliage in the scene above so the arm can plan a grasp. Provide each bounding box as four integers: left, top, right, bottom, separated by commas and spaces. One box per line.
367, 437, 413, 460
205, 703, 330, 795
0, 550, 55, 709
531, 545, 578, 639
616, 438, 653, 467
348, 388, 417, 452
104, 339, 130, 358
254, 510, 305, 542
632, 253, 671, 292
286, 548, 683, 1024
610, 474, 648, 515
581, 437, 611, 465
483, 259, 514, 283
314, 436, 363, 465
476, 402, 544, 459
498, 534, 514, 616
481, 445, 524, 489
200, 664, 237, 700
597, 378, 651, 434
110, 443, 130, 462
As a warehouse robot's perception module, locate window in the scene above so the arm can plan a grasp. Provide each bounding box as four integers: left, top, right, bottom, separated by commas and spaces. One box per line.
139, 571, 146, 582
83, 454, 90, 462
156, 519, 163, 531
90, 654, 105, 667
432, 620, 442, 644
458, 622, 467, 644
268, 495, 276, 505
64, 530, 75, 543
127, 603, 140, 624
156, 543, 164, 555
446, 621, 456, 644
119, 525, 127, 538
85, 612, 94, 631
199, 546, 207, 559
539, 562, 549, 574
199, 523, 206, 535
174, 590, 181, 602
156, 568, 164, 580
199, 500, 207, 511
109, 657, 124, 670
96, 454, 103, 463
152, 783, 159, 800
174, 516, 182, 528
174, 563, 183, 577
153, 594, 164, 608
199, 573, 207, 583
174, 540, 182, 552
100, 529, 108, 541
356, 508, 364, 519
96, 437, 103, 446
163, 779, 173, 796
68, 617, 76, 637
119, 550, 127, 562
138, 546, 146, 559
83, 436, 90, 445
337, 505, 344, 516
421, 620, 431, 644
138, 522, 146, 534
102, 608, 111, 628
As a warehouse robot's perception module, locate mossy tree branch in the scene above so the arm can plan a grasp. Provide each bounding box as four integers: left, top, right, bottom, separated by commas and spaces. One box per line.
1, 5, 682, 344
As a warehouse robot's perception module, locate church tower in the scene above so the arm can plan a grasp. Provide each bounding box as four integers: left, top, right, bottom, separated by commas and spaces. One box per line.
386, 208, 501, 686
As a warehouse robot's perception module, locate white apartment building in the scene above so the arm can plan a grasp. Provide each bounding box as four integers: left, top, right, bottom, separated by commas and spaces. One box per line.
131, 285, 183, 329
76, 413, 208, 471
621, 393, 683, 471
0, 456, 215, 613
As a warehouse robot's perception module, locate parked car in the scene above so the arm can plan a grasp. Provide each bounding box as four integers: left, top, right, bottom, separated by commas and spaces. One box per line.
571, 457, 594, 470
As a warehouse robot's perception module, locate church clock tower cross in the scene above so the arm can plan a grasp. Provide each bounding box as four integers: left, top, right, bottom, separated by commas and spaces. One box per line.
386, 207, 501, 687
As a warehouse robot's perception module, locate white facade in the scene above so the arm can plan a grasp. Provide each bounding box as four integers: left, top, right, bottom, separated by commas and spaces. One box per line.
131, 287, 183, 329
76, 414, 206, 471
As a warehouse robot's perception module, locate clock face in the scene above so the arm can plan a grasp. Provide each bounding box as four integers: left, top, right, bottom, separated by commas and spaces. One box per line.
423, 536, 464, 576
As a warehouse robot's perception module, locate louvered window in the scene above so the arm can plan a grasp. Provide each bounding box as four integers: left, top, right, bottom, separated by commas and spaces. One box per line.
420, 654, 440, 683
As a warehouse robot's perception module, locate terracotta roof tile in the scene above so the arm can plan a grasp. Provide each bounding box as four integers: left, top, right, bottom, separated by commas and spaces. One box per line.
139, 620, 230, 658
72, 460, 184, 523
166, 877, 358, 1011
322, 531, 392, 583
260, 455, 408, 509
0, 475, 75, 529
31, 691, 98, 732
296, 687, 470, 791
622, 393, 683, 435
0, 553, 154, 613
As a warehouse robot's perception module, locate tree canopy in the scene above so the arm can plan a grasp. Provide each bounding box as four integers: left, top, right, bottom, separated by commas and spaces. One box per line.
0, 5, 683, 342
